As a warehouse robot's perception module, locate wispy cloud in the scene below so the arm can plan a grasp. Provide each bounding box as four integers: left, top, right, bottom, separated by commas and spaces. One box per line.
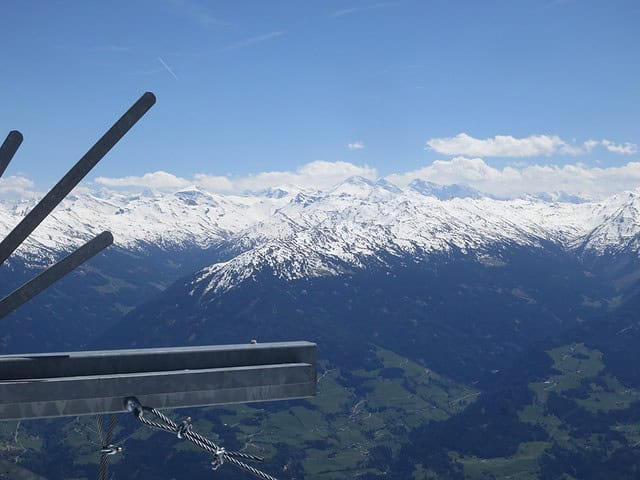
332, 7, 360, 17
426, 133, 565, 157
602, 139, 638, 155
86, 158, 640, 200
348, 141, 365, 151
95, 171, 191, 190
387, 157, 640, 199
167, 0, 228, 27
219, 31, 284, 52
0, 175, 37, 201
158, 57, 178, 80
331, 2, 398, 17
95, 161, 377, 194
14, 157, 640, 201
426, 133, 638, 158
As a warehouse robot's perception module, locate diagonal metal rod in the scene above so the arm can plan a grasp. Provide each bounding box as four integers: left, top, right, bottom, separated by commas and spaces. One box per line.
0, 231, 113, 320
0, 92, 155, 266
0, 130, 23, 178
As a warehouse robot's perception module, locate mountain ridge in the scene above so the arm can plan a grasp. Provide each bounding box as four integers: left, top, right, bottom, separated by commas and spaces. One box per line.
2, 178, 640, 287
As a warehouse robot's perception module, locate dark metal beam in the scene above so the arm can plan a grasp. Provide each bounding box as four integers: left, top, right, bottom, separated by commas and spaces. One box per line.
0, 342, 317, 420
0, 92, 155, 266
0, 130, 23, 178
0, 231, 114, 320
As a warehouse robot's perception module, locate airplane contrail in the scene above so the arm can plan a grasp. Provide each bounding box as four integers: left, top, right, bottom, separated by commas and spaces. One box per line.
158, 57, 178, 80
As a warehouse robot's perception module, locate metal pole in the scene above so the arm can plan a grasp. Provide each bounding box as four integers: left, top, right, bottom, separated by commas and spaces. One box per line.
0, 92, 155, 265
0, 231, 113, 320
0, 130, 23, 178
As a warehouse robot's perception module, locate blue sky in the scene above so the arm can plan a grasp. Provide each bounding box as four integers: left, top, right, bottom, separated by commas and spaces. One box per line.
1, 0, 639, 197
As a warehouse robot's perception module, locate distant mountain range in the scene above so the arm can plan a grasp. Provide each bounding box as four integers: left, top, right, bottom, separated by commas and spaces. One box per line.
2, 177, 639, 267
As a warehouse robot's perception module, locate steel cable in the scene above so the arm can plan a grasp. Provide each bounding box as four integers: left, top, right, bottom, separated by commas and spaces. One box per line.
130, 400, 279, 480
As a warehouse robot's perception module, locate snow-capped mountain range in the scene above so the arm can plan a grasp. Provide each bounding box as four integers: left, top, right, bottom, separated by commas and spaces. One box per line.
2, 177, 640, 290
0, 186, 286, 264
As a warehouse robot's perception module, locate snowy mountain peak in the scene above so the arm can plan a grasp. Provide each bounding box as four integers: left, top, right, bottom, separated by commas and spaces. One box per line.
408, 179, 482, 200
291, 192, 321, 207
249, 187, 291, 199
521, 191, 590, 204
374, 178, 403, 193
174, 186, 218, 206
328, 176, 398, 198
579, 192, 640, 254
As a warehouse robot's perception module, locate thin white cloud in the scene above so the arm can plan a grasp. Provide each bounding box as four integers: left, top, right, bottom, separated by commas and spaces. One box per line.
331, 2, 397, 17
426, 133, 637, 158
167, 0, 229, 27
602, 139, 638, 155
348, 141, 364, 151
426, 133, 566, 157
192, 174, 234, 192
558, 143, 586, 156
12, 157, 640, 203
198, 161, 377, 192
219, 32, 284, 52
94, 157, 640, 200
93, 161, 377, 194
583, 139, 600, 154
332, 7, 359, 17
388, 157, 640, 199
0, 175, 37, 201
158, 57, 178, 80
95, 171, 191, 190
